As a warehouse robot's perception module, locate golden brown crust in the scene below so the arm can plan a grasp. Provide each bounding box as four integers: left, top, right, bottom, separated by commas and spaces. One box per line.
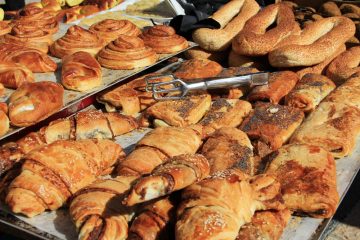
62, 51, 102, 92
140, 25, 188, 54
104, 112, 138, 136
184, 47, 229, 63
9, 81, 64, 127
265, 144, 339, 218
0, 62, 34, 89
97, 35, 158, 70
62, 5, 100, 24
228, 50, 268, 70
0, 21, 11, 36
0, 110, 9, 137
319, 1, 342, 17
174, 59, 223, 80
75, 110, 113, 140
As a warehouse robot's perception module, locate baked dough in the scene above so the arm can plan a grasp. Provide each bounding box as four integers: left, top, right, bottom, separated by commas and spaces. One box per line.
0, 62, 34, 89
174, 59, 223, 80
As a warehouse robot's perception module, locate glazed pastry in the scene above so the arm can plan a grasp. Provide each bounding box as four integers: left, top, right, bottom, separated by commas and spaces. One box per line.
140, 25, 188, 54
0, 43, 57, 73
6, 139, 124, 217
128, 196, 176, 240
62, 51, 102, 92
266, 144, 339, 218
240, 102, 304, 157
140, 94, 212, 127
0, 62, 34, 89
0, 21, 11, 36
70, 175, 137, 240
0, 104, 9, 137
90, 19, 141, 45
9, 81, 64, 127
236, 210, 291, 240
98, 35, 158, 70
201, 127, 254, 175
184, 47, 229, 63
63, 5, 100, 23
51, 25, 104, 58
285, 74, 336, 113
174, 59, 223, 80
117, 127, 202, 176
124, 154, 210, 206
248, 71, 299, 104
176, 169, 285, 240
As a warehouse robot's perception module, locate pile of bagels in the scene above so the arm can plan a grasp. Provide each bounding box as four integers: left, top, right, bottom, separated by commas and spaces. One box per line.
186, 0, 360, 85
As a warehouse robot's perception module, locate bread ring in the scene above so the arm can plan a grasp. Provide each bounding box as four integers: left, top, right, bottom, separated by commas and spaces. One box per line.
192, 0, 260, 52
269, 17, 355, 67
326, 46, 360, 85
232, 3, 299, 57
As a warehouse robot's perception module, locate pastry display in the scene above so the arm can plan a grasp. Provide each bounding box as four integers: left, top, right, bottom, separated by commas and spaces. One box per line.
51, 25, 104, 58
8, 81, 64, 127
97, 35, 158, 70
90, 19, 141, 45
61, 51, 102, 92
0, 62, 34, 89
140, 25, 189, 54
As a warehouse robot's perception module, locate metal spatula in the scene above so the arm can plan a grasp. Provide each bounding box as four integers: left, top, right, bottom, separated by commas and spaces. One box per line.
145, 72, 269, 100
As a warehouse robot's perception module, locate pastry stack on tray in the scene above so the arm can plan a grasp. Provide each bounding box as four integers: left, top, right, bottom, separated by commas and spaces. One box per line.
1, 0, 360, 240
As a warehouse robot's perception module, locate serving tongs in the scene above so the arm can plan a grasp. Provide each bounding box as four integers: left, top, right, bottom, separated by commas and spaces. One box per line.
145, 72, 269, 100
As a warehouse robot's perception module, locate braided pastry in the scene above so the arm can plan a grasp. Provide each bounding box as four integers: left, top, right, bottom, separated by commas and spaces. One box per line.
0, 62, 34, 89
97, 35, 158, 70
90, 19, 141, 45
51, 25, 104, 58
140, 25, 188, 54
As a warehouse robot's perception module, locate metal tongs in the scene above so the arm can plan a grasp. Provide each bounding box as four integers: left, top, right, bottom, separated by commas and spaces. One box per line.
145, 72, 269, 100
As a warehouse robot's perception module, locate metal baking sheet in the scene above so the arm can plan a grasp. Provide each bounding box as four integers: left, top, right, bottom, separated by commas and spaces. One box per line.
0, 20, 196, 142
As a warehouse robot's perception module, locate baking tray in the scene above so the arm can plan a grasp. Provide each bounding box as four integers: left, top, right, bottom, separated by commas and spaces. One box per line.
0, 20, 196, 142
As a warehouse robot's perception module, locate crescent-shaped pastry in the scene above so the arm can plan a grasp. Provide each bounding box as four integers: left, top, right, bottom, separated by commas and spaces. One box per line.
90, 19, 141, 45
140, 25, 188, 54
97, 35, 158, 70
62, 51, 102, 92
51, 25, 104, 58
0, 62, 34, 89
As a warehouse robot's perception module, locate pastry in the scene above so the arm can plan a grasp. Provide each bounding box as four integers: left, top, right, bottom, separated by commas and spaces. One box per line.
285, 73, 336, 112
9, 81, 64, 127
140, 25, 188, 54
0, 62, 34, 89
228, 50, 268, 70
265, 144, 339, 218
174, 59, 223, 80
51, 25, 104, 58
97, 35, 158, 70
6, 139, 124, 217
0, 21, 11, 36
63, 5, 100, 23
62, 51, 102, 92
319, 1, 342, 17
0, 104, 9, 137
184, 47, 229, 63
82, 0, 122, 10
201, 127, 254, 175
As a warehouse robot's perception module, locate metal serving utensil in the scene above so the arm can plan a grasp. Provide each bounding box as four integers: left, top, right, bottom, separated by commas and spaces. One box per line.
145, 72, 269, 100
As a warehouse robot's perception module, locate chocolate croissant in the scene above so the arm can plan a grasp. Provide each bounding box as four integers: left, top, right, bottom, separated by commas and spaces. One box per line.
0, 43, 57, 73
124, 154, 210, 206
62, 51, 102, 92
6, 139, 124, 217
97, 35, 158, 70
0, 62, 34, 89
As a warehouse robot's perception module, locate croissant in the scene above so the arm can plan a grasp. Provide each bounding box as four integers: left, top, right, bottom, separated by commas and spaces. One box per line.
70, 175, 137, 240
6, 139, 124, 217
140, 25, 188, 54
51, 25, 104, 58
0, 62, 34, 89
124, 154, 210, 206
176, 169, 285, 240
97, 35, 158, 70
90, 19, 141, 45
128, 197, 176, 240
0, 43, 57, 73
0, 21, 11, 36
117, 127, 202, 177
62, 51, 102, 92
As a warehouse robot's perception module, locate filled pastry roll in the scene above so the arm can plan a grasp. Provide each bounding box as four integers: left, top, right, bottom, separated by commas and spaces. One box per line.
240, 102, 304, 157
265, 144, 339, 218
173, 59, 223, 80
285, 73, 336, 112
0, 62, 34, 89
124, 154, 210, 206
140, 94, 211, 127
248, 71, 299, 104
201, 127, 254, 175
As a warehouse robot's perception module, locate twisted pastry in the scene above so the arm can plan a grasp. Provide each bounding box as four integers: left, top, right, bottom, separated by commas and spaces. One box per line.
90, 19, 141, 45
6, 139, 124, 217
70, 176, 137, 240
124, 154, 210, 206
140, 25, 188, 54
0, 21, 11, 36
97, 35, 158, 70
62, 51, 102, 92
51, 25, 104, 58
0, 62, 34, 89
0, 43, 57, 73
